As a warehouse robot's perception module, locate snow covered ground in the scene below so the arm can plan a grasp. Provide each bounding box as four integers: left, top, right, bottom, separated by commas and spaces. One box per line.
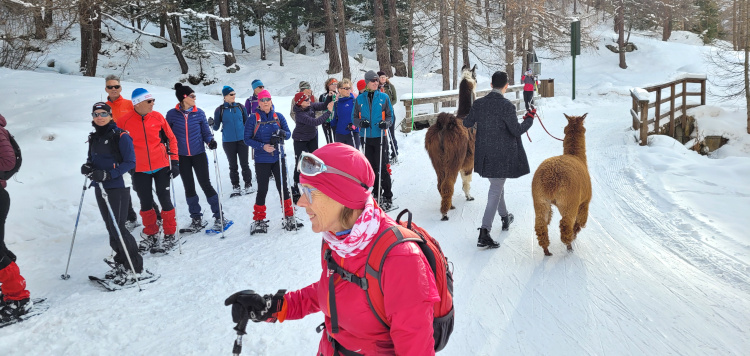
0, 22, 748, 355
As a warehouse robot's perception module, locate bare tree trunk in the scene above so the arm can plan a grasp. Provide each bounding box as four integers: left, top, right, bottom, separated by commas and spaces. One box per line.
663, 0, 672, 41
259, 18, 266, 60
440, 0, 450, 91
617, 0, 627, 69
485, 0, 491, 43
408, 0, 414, 78
323, 0, 342, 74
461, 0, 470, 67
745, 0, 749, 133
34, 7, 46, 39
44, 0, 53, 27
574, 0, 577, 13
387, 0, 406, 76
239, 20, 247, 52
733, 0, 738, 50
79, 0, 100, 77
160, 15, 166, 37
171, 15, 183, 45
163, 12, 189, 74
336, 0, 351, 79
209, 1, 219, 41
278, 29, 284, 66
218, 0, 236, 66
505, 0, 515, 85
374, 0, 392, 75
452, 0, 458, 89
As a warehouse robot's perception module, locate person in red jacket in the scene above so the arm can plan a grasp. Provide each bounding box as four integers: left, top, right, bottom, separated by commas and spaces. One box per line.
0, 114, 32, 322
117, 88, 181, 254
225, 143, 440, 355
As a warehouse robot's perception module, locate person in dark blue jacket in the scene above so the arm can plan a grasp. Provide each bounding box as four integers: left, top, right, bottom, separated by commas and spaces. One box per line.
290, 91, 334, 201
330, 78, 360, 149
352, 70, 395, 210
213, 85, 254, 196
166, 83, 228, 233
80, 102, 152, 285
243, 90, 302, 234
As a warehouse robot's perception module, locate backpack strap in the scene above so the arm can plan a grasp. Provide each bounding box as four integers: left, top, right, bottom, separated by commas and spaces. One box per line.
252, 112, 282, 139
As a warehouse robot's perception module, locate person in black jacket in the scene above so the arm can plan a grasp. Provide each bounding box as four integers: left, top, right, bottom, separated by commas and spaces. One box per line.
290, 92, 334, 201
463, 71, 534, 248
318, 78, 338, 144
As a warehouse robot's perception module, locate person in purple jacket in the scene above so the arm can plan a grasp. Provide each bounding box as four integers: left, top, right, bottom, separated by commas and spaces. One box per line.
165, 83, 228, 233
289, 92, 334, 201
244, 79, 264, 114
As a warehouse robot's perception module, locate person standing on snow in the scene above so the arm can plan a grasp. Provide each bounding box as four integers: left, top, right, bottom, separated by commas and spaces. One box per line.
224, 143, 440, 355
353, 70, 395, 211
290, 81, 315, 122
463, 71, 534, 248
80, 102, 154, 285
521, 69, 538, 111
318, 78, 338, 144
212, 85, 254, 197
244, 79, 265, 115
290, 91, 334, 201
329, 78, 360, 149
244, 90, 302, 234
0, 114, 33, 323
378, 71, 400, 163
117, 88, 181, 254
165, 83, 228, 233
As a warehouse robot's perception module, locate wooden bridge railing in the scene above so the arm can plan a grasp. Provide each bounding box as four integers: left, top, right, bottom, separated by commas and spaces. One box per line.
630, 75, 707, 146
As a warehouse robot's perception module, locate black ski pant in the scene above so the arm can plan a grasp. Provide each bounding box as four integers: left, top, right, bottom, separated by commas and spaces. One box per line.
126, 171, 161, 222
0, 186, 16, 270
133, 169, 174, 212
179, 152, 217, 199
223, 140, 253, 187
293, 138, 319, 187
335, 132, 361, 150
524, 90, 534, 111
255, 159, 291, 206
364, 135, 393, 200
388, 124, 399, 158
94, 186, 143, 273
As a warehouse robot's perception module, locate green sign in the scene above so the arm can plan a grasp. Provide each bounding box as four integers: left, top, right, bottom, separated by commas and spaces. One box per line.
571, 21, 581, 56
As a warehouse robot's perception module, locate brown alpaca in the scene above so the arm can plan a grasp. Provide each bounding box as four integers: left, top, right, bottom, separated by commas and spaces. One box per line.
531, 114, 591, 256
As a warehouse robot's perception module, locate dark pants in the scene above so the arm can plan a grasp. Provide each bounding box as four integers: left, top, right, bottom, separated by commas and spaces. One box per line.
255, 159, 291, 206
524, 90, 534, 111
322, 124, 334, 144
179, 152, 220, 219
388, 124, 399, 158
126, 171, 160, 221
0, 187, 16, 270
335, 132, 360, 150
364, 135, 392, 199
293, 139, 319, 186
133, 169, 174, 212
94, 186, 143, 273
223, 140, 253, 187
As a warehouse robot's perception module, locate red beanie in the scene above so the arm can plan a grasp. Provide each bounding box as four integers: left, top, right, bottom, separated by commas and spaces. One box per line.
299, 143, 374, 210
293, 92, 310, 106
356, 79, 366, 92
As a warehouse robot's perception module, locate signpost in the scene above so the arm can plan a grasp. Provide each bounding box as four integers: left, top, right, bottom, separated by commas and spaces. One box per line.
571, 20, 581, 100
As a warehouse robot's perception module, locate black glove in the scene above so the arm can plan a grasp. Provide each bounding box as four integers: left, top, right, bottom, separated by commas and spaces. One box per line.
90, 170, 111, 182
208, 139, 218, 150
170, 160, 180, 178
81, 163, 94, 175
378, 120, 389, 129
269, 129, 285, 145
360, 119, 371, 128
322, 122, 331, 130
346, 123, 355, 131
207, 117, 214, 126
225, 289, 287, 323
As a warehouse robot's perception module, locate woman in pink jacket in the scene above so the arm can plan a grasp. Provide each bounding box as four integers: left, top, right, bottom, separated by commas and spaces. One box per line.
226, 143, 440, 355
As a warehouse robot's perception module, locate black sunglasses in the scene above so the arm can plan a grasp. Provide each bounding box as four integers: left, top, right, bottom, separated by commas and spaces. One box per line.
259, 98, 272, 102
369, 79, 379, 83
145, 99, 155, 104
92, 112, 110, 118
340, 87, 351, 90
227, 93, 236, 96
106, 85, 121, 90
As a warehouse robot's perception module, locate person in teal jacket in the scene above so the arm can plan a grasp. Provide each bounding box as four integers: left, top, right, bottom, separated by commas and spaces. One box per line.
352, 70, 395, 210
212, 86, 254, 196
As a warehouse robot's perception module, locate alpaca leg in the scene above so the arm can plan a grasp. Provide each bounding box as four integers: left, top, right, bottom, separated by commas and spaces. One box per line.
461, 170, 474, 201
533, 198, 553, 256
573, 200, 590, 238
439, 173, 457, 221
559, 206, 577, 253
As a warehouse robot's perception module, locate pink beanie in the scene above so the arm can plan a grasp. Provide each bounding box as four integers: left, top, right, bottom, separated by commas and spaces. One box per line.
300, 143, 374, 210
257, 89, 271, 100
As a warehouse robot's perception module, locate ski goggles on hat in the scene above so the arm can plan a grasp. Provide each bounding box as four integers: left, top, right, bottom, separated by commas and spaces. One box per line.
297, 151, 372, 191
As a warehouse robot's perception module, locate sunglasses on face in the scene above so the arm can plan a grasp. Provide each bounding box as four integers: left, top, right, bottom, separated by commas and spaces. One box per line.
258, 86, 264, 89
186, 94, 197, 99
297, 183, 318, 204
339, 87, 351, 90
259, 98, 272, 103
92, 112, 110, 118
106, 85, 121, 90
228, 93, 236, 96
369, 79, 379, 83
145, 99, 155, 104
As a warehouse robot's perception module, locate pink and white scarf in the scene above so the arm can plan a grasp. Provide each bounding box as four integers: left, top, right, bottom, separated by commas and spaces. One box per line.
323, 197, 382, 258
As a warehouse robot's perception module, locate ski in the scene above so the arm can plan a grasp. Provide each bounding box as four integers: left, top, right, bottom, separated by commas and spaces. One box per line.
206, 220, 234, 235
88, 273, 160, 292
0, 298, 49, 329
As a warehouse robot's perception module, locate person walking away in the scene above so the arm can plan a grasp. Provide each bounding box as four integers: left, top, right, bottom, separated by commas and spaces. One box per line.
463, 71, 534, 248
244, 90, 302, 234
117, 88, 180, 254
166, 83, 228, 233
521, 69, 538, 111
318, 78, 338, 144
213, 86, 254, 197
0, 114, 32, 323
290, 91, 334, 201
225, 143, 440, 355
329, 79, 360, 149
244, 79, 265, 115
290, 81, 315, 122
378, 71, 400, 163
80, 102, 154, 285
352, 70, 395, 210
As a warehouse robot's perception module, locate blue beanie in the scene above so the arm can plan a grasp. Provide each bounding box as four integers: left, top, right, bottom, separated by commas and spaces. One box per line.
251, 79, 264, 90
131, 88, 154, 105
222, 85, 235, 97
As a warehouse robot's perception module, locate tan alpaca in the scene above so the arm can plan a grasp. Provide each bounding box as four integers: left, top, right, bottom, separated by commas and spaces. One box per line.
531, 114, 591, 256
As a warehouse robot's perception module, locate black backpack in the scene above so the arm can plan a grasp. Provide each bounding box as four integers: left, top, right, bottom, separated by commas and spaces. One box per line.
0, 132, 21, 181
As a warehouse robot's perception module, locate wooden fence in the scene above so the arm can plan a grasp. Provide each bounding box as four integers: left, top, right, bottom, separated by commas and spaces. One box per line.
630, 75, 707, 146
399, 84, 541, 133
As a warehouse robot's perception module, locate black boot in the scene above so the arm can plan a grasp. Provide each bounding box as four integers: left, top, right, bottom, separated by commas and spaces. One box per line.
501, 213, 514, 231
477, 228, 499, 248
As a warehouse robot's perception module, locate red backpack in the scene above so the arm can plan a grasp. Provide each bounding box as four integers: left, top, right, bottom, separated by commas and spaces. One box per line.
324, 209, 455, 352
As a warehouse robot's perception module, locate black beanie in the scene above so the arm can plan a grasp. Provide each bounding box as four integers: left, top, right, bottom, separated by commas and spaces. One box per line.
174, 83, 194, 102
491, 71, 508, 89
92, 101, 112, 113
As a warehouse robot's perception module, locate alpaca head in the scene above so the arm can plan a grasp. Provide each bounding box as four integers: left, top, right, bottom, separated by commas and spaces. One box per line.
461, 64, 477, 82
435, 112, 457, 130
562, 113, 588, 159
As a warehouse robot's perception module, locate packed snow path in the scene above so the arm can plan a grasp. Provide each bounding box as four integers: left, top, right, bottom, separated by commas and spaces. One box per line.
0, 70, 747, 355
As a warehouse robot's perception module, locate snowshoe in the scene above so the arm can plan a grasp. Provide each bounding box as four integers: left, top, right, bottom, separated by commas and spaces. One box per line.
0, 298, 48, 329
125, 219, 141, 232
250, 220, 269, 235
477, 228, 500, 249
244, 182, 256, 194
104, 263, 126, 280
230, 185, 242, 198
206, 217, 233, 236
379, 198, 399, 213
151, 234, 178, 255
179, 217, 208, 234
89, 271, 160, 292
282, 216, 304, 231
138, 233, 158, 255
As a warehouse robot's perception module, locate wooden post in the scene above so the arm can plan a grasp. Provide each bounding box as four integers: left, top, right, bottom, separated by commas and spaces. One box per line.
654, 89, 661, 134
434, 102, 439, 113
669, 83, 676, 137
700, 79, 706, 106
681, 81, 687, 131
402, 102, 412, 133
640, 99, 649, 146
632, 96, 638, 130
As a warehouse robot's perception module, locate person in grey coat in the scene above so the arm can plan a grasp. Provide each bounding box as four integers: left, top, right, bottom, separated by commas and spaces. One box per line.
463, 71, 535, 248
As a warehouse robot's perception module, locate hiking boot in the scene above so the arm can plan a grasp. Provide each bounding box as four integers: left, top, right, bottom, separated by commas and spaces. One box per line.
477, 228, 500, 248
189, 217, 207, 231
231, 185, 242, 197
160, 234, 177, 252
0, 298, 32, 322
501, 213, 514, 231
250, 220, 269, 235
212, 217, 230, 231
282, 216, 304, 231
125, 219, 141, 232
138, 233, 158, 255
244, 182, 256, 194
104, 263, 126, 280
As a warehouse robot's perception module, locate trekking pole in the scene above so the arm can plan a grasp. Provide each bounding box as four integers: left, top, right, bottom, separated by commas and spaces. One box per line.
208, 124, 227, 239
386, 128, 399, 163
232, 317, 249, 356
97, 182, 143, 292
377, 129, 385, 206
167, 151, 183, 255
276, 139, 295, 230
61, 175, 88, 280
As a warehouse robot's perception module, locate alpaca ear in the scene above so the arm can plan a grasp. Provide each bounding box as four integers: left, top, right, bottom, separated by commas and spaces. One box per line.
564, 114, 572, 121
472, 64, 477, 72
580, 113, 588, 122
